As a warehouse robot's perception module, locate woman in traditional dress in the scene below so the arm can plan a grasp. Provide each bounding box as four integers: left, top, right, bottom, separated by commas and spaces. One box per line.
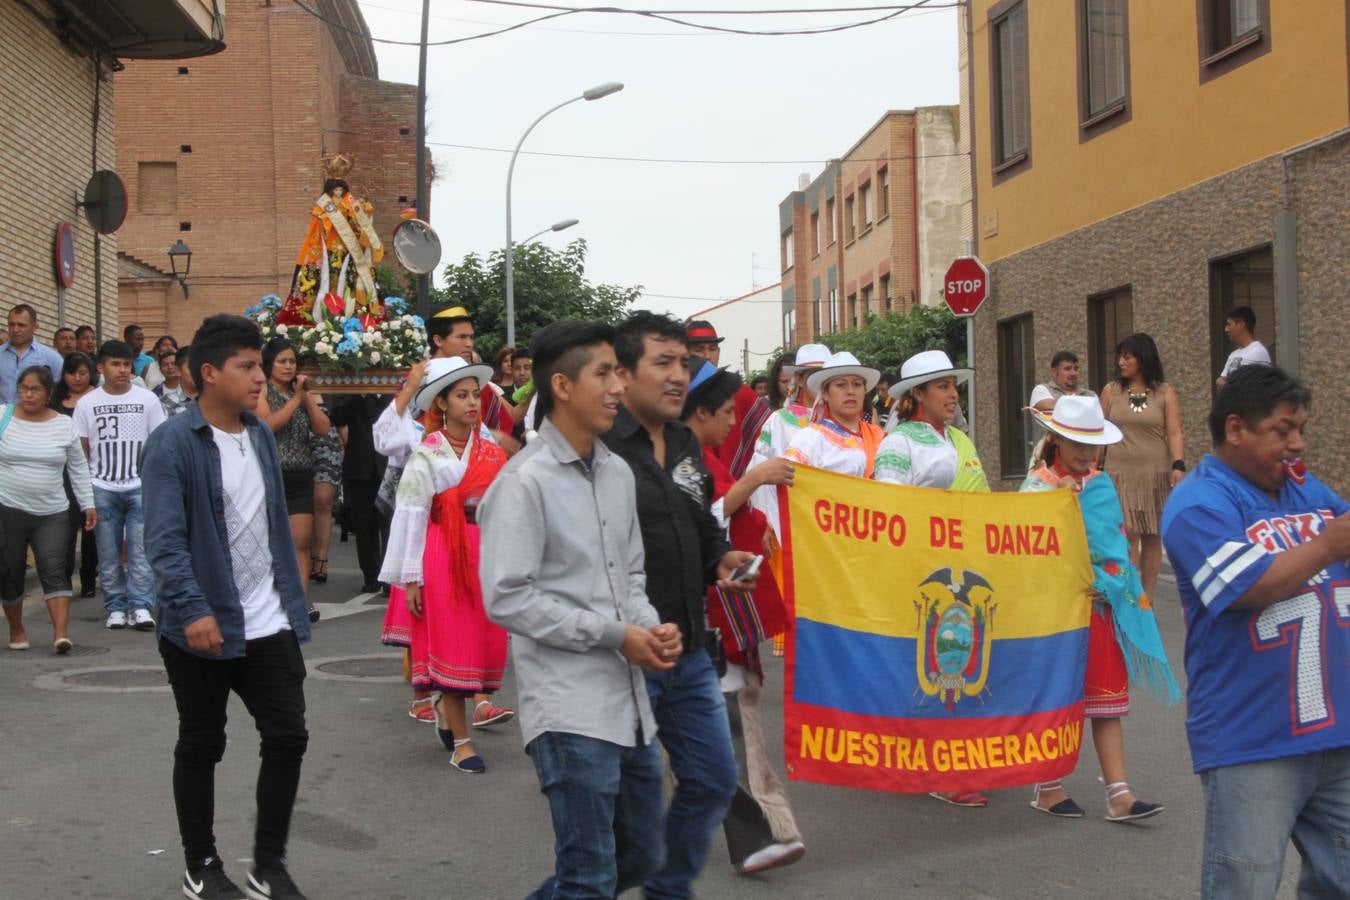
682, 357, 804, 875
1022, 395, 1178, 821
379, 357, 511, 774
783, 352, 884, 476
875, 350, 990, 808
1099, 333, 1183, 603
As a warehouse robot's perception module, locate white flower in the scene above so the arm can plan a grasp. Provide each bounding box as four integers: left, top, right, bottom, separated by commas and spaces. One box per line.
276, 324, 289, 334
315, 341, 331, 355
405, 329, 414, 337
370, 351, 381, 364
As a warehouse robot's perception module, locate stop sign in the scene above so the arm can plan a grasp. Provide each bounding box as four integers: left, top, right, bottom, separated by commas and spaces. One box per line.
943, 257, 990, 317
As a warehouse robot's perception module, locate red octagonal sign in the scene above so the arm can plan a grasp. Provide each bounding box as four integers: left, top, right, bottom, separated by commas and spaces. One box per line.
943, 256, 990, 317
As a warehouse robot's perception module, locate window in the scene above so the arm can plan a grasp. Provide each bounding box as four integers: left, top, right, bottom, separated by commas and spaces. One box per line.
783, 309, 796, 347
1078, 0, 1129, 129
845, 195, 856, 242
997, 314, 1036, 477
810, 211, 820, 256
860, 182, 873, 228
847, 293, 858, 329
1197, 0, 1270, 79
137, 162, 177, 214
1087, 286, 1133, 391
861, 284, 874, 318
782, 229, 794, 272
1210, 245, 1276, 384
828, 288, 838, 332
880, 274, 892, 313
878, 167, 889, 219
990, 1, 1030, 176
825, 197, 836, 245
813, 293, 822, 335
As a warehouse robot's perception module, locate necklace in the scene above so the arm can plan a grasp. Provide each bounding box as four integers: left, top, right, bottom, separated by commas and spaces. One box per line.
222, 429, 246, 456
1127, 390, 1150, 413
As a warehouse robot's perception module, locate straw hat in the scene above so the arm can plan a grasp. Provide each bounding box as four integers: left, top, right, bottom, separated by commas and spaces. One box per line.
888, 350, 973, 399
1030, 395, 1123, 446
805, 351, 881, 395
783, 343, 831, 375
413, 356, 493, 415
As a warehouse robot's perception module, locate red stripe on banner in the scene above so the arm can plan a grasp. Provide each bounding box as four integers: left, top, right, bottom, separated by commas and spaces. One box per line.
784, 701, 1086, 794
777, 484, 800, 729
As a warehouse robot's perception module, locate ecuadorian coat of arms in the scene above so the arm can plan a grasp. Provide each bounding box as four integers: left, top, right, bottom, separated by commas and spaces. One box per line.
915, 568, 997, 710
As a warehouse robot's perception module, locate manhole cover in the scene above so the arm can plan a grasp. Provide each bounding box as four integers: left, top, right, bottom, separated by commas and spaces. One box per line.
66, 668, 168, 688
59, 644, 110, 658
317, 656, 403, 678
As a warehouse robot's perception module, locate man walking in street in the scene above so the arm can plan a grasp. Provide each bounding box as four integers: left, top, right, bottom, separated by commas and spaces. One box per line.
605, 311, 757, 899
1215, 305, 1271, 389
480, 320, 679, 898
1162, 365, 1350, 899
124, 323, 154, 378
144, 315, 313, 900
75, 340, 165, 631
0, 304, 66, 404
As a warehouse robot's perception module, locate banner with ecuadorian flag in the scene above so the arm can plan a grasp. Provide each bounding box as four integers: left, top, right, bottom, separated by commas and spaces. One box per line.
779, 465, 1094, 794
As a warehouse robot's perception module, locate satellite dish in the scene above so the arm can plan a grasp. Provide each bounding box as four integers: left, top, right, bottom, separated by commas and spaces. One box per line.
392, 218, 442, 274
81, 170, 128, 235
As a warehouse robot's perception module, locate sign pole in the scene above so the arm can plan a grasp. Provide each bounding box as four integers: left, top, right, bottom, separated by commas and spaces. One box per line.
966, 314, 976, 443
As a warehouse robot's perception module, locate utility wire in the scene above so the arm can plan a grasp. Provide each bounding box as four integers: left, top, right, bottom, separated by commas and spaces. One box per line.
428, 140, 968, 166
292, 0, 576, 45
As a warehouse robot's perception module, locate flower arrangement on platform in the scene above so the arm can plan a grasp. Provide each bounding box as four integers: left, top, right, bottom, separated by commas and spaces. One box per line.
245, 294, 428, 373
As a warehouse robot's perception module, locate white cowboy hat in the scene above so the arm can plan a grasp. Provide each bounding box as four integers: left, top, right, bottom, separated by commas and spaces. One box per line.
806, 351, 881, 395
1030, 394, 1123, 446
783, 343, 831, 374
413, 357, 494, 415
888, 350, 973, 399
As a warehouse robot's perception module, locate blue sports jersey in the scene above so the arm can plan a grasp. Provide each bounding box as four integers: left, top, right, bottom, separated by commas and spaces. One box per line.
1162, 455, 1350, 773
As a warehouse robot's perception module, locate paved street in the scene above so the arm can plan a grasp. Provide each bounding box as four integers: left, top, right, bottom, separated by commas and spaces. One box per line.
1, 536, 1301, 900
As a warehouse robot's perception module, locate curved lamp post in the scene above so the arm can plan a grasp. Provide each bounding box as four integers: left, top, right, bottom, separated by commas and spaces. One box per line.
518, 218, 580, 246
504, 82, 623, 346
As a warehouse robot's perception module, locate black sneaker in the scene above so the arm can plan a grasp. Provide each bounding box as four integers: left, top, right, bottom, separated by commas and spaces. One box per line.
306, 602, 320, 624
245, 864, 307, 900
183, 857, 245, 899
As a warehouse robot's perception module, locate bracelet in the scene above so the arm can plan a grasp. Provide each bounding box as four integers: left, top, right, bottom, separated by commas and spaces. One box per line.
1171, 459, 1186, 473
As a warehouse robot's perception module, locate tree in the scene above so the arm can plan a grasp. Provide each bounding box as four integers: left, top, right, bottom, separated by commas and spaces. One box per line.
432, 239, 641, 358
822, 305, 967, 377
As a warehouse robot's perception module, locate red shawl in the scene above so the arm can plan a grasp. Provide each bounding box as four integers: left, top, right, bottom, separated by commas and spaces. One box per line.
718, 385, 769, 480
430, 433, 506, 607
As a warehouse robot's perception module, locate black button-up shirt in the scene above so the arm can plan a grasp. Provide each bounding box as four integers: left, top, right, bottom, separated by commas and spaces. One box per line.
601, 405, 730, 652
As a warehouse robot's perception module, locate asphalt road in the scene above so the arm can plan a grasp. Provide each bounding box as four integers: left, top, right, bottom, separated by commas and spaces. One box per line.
0, 537, 1303, 900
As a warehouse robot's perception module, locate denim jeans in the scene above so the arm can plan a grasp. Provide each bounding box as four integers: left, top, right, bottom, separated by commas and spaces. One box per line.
1199, 747, 1350, 899
526, 731, 665, 899
93, 486, 154, 613
643, 649, 739, 900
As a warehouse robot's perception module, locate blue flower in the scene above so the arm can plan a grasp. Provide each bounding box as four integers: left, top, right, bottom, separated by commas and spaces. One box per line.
385, 296, 407, 315
342, 317, 364, 336
336, 337, 361, 356
245, 304, 263, 317
259, 294, 282, 311
410, 315, 425, 329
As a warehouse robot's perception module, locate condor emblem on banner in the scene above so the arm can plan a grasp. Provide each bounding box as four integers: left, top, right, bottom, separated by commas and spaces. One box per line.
916, 568, 996, 710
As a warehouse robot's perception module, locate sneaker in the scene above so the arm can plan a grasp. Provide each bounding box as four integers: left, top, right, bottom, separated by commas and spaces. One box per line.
105, 611, 128, 630
737, 840, 806, 875
131, 608, 156, 631
79, 584, 97, 598
306, 602, 320, 624
245, 864, 306, 900
183, 857, 245, 899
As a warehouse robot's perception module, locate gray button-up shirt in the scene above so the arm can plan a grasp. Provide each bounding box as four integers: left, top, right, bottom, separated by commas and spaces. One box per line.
479, 418, 659, 750
0, 339, 65, 404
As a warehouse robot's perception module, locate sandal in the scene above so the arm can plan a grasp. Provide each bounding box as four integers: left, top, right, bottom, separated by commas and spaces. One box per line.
472, 700, 514, 728
1103, 780, 1163, 822
1030, 780, 1084, 818
449, 738, 485, 774
53, 638, 73, 655
408, 696, 437, 724
309, 556, 328, 584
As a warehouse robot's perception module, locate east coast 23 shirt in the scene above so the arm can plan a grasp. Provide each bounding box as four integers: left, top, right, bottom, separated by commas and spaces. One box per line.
1162, 455, 1350, 773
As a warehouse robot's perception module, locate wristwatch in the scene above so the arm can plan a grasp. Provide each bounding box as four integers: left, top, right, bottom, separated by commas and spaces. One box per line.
1171, 459, 1186, 473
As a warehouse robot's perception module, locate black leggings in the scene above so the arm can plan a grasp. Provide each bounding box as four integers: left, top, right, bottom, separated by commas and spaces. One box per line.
64, 504, 98, 588
0, 503, 72, 605
160, 632, 309, 870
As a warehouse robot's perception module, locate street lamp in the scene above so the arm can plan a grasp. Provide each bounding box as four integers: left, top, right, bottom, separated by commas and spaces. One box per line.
167, 239, 192, 296
504, 83, 623, 347
517, 218, 580, 246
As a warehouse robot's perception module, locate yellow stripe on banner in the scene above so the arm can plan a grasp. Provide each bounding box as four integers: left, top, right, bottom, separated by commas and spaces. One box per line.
785, 466, 1093, 640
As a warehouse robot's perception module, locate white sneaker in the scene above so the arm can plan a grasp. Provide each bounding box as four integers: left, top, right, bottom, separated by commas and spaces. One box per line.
131, 608, 156, 631
105, 611, 128, 629
737, 840, 806, 875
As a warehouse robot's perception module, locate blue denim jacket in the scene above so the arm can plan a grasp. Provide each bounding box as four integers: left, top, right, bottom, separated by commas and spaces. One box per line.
142, 402, 311, 658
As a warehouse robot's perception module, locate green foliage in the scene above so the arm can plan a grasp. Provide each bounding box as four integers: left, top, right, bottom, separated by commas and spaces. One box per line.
374, 264, 417, 301
432, 239, 641, 358
821, 306, 967, 378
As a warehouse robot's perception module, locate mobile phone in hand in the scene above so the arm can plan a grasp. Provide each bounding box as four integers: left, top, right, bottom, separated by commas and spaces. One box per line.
729, 554, 763, 584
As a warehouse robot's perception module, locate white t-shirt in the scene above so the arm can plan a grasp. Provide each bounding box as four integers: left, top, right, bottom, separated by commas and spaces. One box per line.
211, 425, 289, 640
1221, 340, 1271, 377
73, 385, 166, 492
1028, 382, 1097, 408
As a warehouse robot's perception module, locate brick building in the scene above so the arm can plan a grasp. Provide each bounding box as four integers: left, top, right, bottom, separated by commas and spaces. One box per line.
777, 107, 966, 347
0, 0, 220, 341
963, 1, 1350, 493
114, 0, 422, 342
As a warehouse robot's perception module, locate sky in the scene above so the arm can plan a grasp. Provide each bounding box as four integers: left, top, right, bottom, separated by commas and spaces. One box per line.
357, 0, 961, 317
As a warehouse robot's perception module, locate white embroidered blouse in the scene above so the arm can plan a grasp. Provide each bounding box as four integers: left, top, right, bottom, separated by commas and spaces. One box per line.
873, 420, 958, 488
378, 431, 473, 587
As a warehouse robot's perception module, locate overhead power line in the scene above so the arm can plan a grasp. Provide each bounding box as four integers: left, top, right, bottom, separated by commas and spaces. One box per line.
427, 140, 969, 166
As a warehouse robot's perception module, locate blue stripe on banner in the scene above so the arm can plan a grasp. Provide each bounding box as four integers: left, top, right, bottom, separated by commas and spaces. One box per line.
793, 617, 1087, 720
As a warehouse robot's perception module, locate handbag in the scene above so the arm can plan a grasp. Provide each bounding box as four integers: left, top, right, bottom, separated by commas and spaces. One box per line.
0, 403, 14, 442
